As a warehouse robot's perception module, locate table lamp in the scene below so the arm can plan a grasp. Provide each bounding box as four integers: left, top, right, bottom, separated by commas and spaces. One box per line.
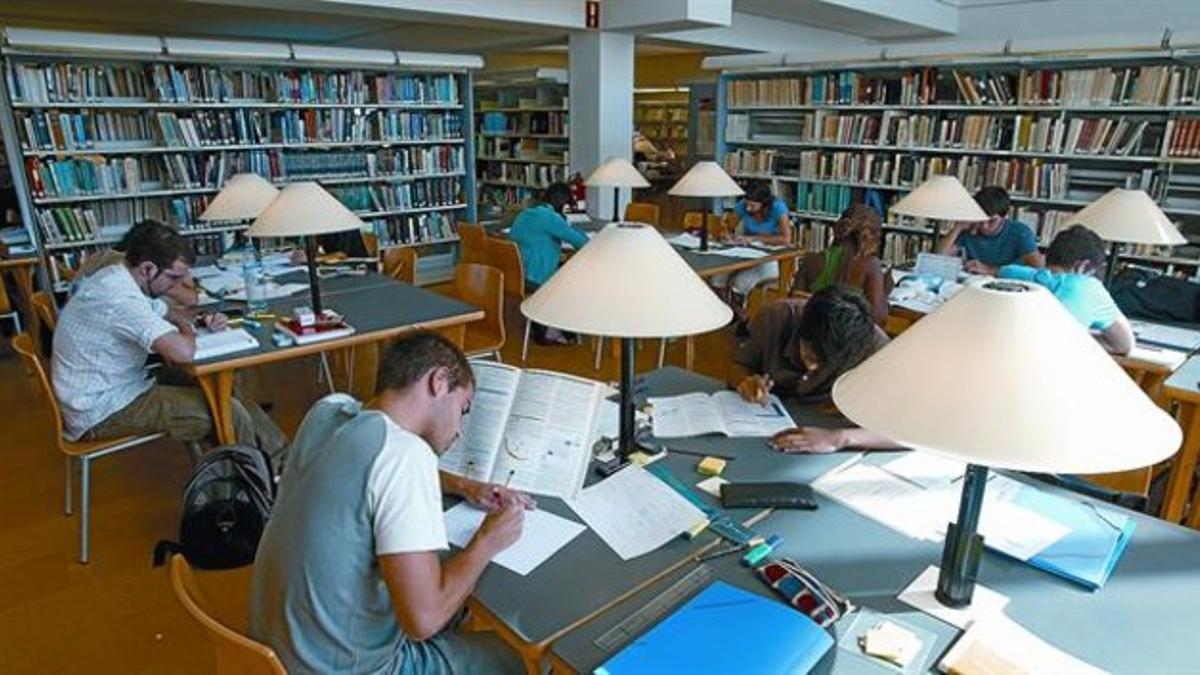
668, 161, 744, 252
248, 182, 366, 314
833, 278, 1181, 608
198, 173, 280, 223
890, 175, 989, 242
1066, 188, 1187, 284
584, 157, 650, 222
521, 223, 732, 456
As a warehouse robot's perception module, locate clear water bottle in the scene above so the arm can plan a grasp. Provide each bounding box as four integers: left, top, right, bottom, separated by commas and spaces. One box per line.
242, 246, 267, 313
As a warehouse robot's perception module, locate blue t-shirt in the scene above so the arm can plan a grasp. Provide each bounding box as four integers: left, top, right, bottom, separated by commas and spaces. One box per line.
957, 218, 1038, 267
999, 264, 1120, 330
508, 204, 590, 286
735, 199, 788, 236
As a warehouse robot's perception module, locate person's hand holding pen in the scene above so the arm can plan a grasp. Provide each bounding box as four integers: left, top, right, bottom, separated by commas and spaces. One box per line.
736, 374, 774, 405
461, 473, 535, 512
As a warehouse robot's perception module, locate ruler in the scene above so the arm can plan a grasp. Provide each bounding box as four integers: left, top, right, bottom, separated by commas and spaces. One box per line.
594, 564, 715, 652
646, 462, 760, 545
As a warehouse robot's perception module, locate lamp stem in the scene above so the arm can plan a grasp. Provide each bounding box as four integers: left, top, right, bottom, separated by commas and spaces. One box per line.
1104, 241, 1122, 287
618, 336, 637, 458
306, 235, 324, 314
935, 463, 989, 608
699, 204, 709, 252
613, 186, 620, 222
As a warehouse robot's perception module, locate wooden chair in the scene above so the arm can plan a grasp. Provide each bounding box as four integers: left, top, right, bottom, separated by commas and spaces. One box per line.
0, 268, 21, 335
458, 222, 489, 266
169, 554, 286, 675
624, 201, 660, 226
361, 231, 380, 259
11, 333, 165, 563
485, 237, 534, 361
681, 211, 704, 232
452, 263, 506, 360
30, 290, 57, 357
381, 246, 417, 284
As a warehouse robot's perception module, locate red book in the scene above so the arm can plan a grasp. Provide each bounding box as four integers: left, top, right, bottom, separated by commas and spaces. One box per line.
276, 316, 356, 345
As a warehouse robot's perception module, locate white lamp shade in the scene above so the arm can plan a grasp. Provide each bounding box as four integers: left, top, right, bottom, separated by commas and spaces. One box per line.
668, 161, 745, 198
833, 278, 1180, 474
891, 175, 989, 222
584, 157, 650, 188
1067, 188, 1187, 246
248, 182, 366, 238
521, 223, 732, 338
199, 173, 279, 221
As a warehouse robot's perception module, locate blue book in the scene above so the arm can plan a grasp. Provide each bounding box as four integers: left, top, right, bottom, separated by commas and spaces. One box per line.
596, 581, 833, 675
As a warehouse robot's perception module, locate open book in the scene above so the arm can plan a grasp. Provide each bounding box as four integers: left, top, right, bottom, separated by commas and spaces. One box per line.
194, 327, 260, 360
439, 362, 607, 500
648, 391, 796, 438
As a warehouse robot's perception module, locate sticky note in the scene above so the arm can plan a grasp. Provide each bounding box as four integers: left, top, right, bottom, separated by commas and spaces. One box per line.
697, 456, 726, 476
696, 475, 729, 498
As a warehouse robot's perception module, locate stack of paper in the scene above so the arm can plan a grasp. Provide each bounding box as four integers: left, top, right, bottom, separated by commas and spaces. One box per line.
442, 503, 585, 575
665, 232, 701, 249
194, 328, 260, 360
705, 245, 768, 259
939, 614, 1106, 675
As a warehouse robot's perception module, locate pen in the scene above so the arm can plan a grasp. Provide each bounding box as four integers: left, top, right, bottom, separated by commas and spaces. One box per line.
504, 469, 516, 488
666, 446, 736, 461
695, 543, 748, 563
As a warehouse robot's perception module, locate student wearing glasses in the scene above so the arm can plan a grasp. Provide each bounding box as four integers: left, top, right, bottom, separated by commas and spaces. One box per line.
52, 220, 287, 468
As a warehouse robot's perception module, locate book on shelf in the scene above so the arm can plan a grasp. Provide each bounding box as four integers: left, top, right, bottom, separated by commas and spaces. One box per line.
1164, 118, 1200, 157
370, 210, 459, 247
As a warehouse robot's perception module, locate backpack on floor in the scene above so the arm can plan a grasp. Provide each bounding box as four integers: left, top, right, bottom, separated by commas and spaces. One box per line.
152, 445, 275, 570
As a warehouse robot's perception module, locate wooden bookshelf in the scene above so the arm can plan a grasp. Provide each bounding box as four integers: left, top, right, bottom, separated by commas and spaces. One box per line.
716, 52, 1200, 274
0, 31, 479, 281
474, 69, 569, 219
635, 89, 689, 160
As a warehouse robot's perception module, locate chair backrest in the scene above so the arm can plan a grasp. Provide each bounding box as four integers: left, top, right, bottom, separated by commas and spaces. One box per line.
681, 211, 704, 231
360, 231, 380, 259
32, 290, 57, 333
624, 201, 661, 226
485, 237, 526, 299
707, 213, 728, 241
11, 332, 66, 453
169, 554, 287, 675
454, 263, 505, 344
458, 222, 488, 265
381, 247, 417, 284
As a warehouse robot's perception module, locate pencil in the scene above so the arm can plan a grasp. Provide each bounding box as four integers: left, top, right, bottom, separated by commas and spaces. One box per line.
666, 447, 736, 461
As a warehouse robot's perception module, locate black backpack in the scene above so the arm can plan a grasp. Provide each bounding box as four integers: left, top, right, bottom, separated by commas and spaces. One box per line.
153, 445, 275, 570
1110, 266, 1200, 323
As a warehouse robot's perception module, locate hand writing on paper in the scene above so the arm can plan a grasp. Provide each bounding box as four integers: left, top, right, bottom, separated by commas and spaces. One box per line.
770, 427, 846, 454
963, 259, 996, 275
736, 374, 773, 404
473, 502, 525, 555
201, 312, 230, 332
462, 478, 535, 512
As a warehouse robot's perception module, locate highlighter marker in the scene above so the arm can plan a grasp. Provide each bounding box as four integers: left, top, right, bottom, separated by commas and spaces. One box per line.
741, 534, 781, 566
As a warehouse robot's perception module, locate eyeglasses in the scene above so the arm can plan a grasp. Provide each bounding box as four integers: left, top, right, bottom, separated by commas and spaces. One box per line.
152, 267, 189, 286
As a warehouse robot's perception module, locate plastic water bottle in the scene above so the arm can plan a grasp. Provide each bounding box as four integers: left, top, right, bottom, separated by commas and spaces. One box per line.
242, 246, 267, 313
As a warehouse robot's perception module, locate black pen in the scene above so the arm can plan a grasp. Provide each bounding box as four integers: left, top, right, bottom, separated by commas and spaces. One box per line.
667, 446, 736, 461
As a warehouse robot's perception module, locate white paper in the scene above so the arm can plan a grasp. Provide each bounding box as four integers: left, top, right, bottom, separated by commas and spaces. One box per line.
194, 328, 259, 360
442, 503, 586, 576
666, 232, 702, 250
1131, 319, 1200, 352
813, 462, 939, 540
566, 213, 591, 224
928, 479, 1070, 562
565, 465, 707, 560
882, 452, 966, 489
914, 252, 964, 279
1127, 344, 1187, 370
440, 362, 521, 482
226, 281, 309, 301
897, 566, 1009, 630
648, 391, 795, 438
940, 614, 1108, 675
707, 245, 768, 259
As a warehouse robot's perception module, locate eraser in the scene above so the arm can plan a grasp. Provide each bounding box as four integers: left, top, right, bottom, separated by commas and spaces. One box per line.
697, 456, 726, 476
695, 475, 729, 498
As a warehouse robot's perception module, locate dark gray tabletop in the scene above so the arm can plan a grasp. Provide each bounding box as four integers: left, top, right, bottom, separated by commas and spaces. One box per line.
193, 273, 479, 367
549, 367, 1200, 674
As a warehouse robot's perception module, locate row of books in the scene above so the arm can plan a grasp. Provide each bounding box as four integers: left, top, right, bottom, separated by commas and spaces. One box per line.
8, 61, 462, 105
18, 110, 152, 151
795, 182, 853, 217
35, 194, 214, 245
478, 162, 568, 188
328, 178, 463, 212
478, 111, 568, 136
726, 65, 1200, 108
480, 184, 538, 211
796, 221, 833, 252
723, 149, 777, 176
370, 210, 460, 247
478, 136, 568, 162
27, 156, 145, 199
1164, 118, 1200, 157
882, 231, 932, 266
1015, 208, 1076, 246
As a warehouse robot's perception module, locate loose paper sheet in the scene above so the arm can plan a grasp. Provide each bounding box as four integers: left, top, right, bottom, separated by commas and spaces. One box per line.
443, 503, 585, 576
939, 614, 1108, 675
565, 465, 707, 560
897, 566, 1009, 630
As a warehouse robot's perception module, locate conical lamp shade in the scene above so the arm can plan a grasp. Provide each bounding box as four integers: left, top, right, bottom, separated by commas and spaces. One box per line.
248, 182, 366, 237
1067, 188, 1186, 246
833, 278, 1180, 474
584, 157, 650, 188
521, 223, 732, 338
199, 173, 279, 221
891, 175, 989, 222
669, 161, 745, 197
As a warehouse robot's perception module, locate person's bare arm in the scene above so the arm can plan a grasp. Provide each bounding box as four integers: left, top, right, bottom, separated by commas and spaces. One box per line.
1098, 314, 1135, 356
151, 330, 196, 364
1018, 251, 1045, 268
770, 426, 904, 453
746, 214, 794, 247
936, 223, 965, 256
378, 503, 522, 640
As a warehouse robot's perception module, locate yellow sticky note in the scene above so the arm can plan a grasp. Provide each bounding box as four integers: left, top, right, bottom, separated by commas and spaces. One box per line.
697, 456, 726, 476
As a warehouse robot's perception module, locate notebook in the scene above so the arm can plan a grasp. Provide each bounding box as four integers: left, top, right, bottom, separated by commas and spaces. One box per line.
596, 581, 833, 675
194, 328, 260, 360
1130, 319, 1200, 352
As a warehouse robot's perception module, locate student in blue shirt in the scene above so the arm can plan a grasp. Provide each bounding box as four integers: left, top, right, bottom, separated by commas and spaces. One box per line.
1000, 224, 1134, 355
509, 182, 589, 345
938, 186, 1043, 275
712, 183, 794, 323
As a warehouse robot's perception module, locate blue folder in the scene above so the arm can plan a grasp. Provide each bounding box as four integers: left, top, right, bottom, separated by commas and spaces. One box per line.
997, 484, 1136, 591
596, 581, 833, 675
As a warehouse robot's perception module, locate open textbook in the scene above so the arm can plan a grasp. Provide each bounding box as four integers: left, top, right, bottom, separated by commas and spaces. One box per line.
439, 362, 607, 500
647, 391, 797, 438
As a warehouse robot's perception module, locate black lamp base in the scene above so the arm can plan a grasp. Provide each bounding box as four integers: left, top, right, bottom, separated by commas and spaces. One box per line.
935, 463, 989, 608
305, 234, 324, 314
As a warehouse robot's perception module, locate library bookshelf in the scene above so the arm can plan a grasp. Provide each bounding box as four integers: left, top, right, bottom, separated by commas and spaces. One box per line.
474, 68, 569, 220
714, 49, 1200, 276
0, 28, 481, 286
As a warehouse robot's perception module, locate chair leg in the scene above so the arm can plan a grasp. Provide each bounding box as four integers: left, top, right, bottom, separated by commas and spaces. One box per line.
521, 320, 532, 362
79, 456, 90, 564
346, 345, 356, 395
658, 338, 667, 368
319, 353, 335, 394
594, 337, 603, 371
64, 456, 73, 516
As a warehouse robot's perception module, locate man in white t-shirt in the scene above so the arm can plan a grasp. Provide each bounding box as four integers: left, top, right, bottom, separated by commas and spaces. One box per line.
250, 332, 530, 674
52, 220, 286, 466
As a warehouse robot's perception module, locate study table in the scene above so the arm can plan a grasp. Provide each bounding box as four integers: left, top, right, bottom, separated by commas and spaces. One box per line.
1161, 355, 1200, 526
461, 367, 1200, 674
187, 272, 481, 444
